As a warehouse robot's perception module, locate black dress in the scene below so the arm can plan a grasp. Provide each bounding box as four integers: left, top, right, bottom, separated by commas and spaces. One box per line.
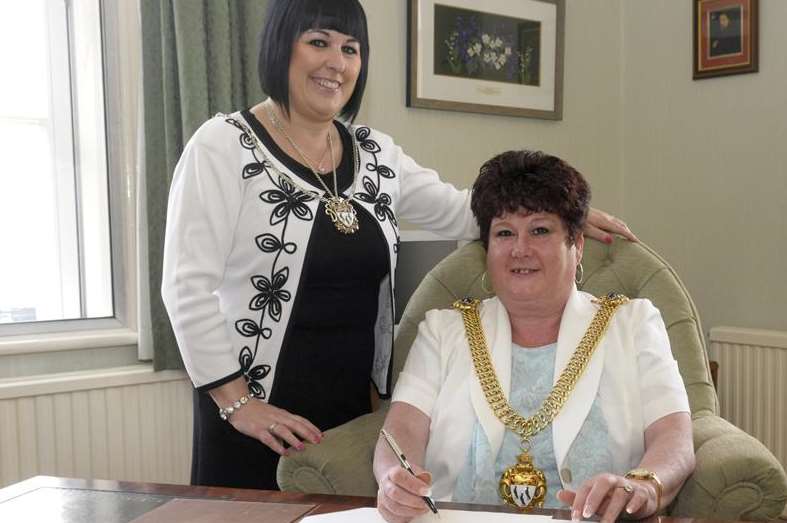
190, 111, 389, 490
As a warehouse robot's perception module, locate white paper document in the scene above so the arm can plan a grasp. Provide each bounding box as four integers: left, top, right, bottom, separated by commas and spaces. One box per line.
300, 507, 556, 522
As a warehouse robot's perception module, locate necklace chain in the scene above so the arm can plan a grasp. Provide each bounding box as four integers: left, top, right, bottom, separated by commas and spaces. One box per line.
453, 293, 628, 442
229, 106, 360, 234
266, 104, 339, 198
227, 113, 325, 204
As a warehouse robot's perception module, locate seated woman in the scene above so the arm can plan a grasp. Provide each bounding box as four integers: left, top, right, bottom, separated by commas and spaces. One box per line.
373, 150, 695, 523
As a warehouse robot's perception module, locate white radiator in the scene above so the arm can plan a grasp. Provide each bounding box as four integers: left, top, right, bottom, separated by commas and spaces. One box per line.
0, 366, 193, 488
709, 326, 787, 470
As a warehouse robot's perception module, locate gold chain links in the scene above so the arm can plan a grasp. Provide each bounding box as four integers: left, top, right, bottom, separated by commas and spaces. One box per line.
453, 293, 629, 441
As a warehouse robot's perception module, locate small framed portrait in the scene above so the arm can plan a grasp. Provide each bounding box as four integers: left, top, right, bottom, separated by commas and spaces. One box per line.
693, 0, 758, 79
407, 0, 564, 120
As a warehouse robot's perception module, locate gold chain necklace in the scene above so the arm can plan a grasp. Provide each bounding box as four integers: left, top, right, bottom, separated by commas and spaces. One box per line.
452, 293, 629, 510
266, 104, 359, 234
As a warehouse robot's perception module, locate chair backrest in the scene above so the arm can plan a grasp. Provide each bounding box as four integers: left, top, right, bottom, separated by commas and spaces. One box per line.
393, 238, 718, 417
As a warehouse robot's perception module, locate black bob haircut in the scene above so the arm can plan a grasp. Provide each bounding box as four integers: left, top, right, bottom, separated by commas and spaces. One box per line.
258, 0, 370, 122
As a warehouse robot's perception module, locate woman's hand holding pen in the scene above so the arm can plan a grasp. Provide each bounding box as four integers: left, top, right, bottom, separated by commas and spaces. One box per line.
377, 464, 433, 523
209, 377, 322, 456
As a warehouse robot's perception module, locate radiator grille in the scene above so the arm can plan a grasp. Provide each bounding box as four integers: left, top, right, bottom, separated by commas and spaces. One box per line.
710, 327, 787, 470
0, 367, 192, 487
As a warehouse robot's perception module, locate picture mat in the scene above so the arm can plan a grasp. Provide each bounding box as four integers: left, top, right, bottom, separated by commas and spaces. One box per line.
415, 0, 557, 111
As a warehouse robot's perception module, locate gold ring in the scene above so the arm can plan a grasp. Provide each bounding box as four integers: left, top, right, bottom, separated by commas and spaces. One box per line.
268, 422, 279, 432
619, 483, 634, 494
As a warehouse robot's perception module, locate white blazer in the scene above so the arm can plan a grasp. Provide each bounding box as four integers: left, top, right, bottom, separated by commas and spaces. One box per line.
392, 288, 689, 501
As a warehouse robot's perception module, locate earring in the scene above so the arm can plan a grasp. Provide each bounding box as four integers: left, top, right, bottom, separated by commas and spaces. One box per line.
481, 271, 493, 294
575, 263, 584, 285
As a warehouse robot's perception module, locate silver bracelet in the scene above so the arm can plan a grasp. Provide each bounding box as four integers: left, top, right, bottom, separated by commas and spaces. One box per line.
218, 394, 251, 421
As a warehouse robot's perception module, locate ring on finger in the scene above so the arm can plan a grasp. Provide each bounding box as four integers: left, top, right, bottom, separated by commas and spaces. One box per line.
268, 422, 279, 433
617, 483, 634, 494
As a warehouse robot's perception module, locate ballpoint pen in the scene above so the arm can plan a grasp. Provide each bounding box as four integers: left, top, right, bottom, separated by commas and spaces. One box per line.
380, 428, 439, 516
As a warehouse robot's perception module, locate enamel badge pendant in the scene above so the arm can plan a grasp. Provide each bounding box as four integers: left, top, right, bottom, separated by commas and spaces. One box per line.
325, 197, 359, 234
499, 451, 547, 510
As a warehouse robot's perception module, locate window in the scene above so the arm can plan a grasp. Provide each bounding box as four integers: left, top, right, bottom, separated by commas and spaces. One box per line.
0, 0, 137, 339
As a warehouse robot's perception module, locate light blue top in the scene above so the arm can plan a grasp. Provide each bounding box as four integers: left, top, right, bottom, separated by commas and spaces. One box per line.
453, 342, 613, 508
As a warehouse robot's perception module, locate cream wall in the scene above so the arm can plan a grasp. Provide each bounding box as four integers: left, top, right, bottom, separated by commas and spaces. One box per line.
620, 1, 787, 333
359, 0, 786, 335
357, 0, 625, 219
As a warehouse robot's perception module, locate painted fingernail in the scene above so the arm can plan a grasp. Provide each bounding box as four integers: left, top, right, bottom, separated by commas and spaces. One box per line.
571, 510, 580, 521
626, 505, 634, 514
583, 506, 593, 518
297, 443, 305, 451
605, 235, 613, 244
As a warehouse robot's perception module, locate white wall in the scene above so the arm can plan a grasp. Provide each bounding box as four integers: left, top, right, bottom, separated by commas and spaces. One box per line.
360, 0, 787, 335
621, 1, 787, 333
358, 0, 625, 219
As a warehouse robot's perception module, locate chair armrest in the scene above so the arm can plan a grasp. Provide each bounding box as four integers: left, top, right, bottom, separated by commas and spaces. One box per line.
277, 406, 387, 496
671, 414, 787, 521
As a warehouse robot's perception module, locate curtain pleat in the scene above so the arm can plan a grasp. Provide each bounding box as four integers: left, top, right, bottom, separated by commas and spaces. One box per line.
140, 0, 268, 370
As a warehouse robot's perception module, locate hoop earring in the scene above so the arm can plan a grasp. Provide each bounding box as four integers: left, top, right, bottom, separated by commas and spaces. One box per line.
481, 271, 493, 294
575, 263, 584, 285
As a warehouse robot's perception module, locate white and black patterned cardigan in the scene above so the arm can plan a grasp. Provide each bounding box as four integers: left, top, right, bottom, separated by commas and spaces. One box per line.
162, 111, 478, 400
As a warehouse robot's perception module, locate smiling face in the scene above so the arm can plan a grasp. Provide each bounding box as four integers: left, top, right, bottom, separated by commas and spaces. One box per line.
486, 209, 583, 314
287, 28, 362, 122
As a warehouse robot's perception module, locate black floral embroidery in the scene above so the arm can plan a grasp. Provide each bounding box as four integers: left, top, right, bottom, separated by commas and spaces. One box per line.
355, 177, 395, 223
249, 268, 291, 322
353, 127, 398, 236
259, 178, 314, 225
224, 115, 316, 399
242, 160, 268, 179
225, 117, 257, 150
239, 346, 271, 398
225, 117, 267, 179
255, 233, 297, 255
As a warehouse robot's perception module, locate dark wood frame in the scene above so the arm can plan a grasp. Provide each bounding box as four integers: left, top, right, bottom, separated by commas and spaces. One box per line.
693, 0, 759, 79
406, 0, 565, 119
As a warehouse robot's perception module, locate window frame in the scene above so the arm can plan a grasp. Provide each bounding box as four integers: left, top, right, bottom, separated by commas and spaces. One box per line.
0, 0, 140, 356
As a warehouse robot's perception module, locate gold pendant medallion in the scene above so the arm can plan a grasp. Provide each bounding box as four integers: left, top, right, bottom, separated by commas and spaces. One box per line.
499, 450, 547, 510
325, 197, 359, 234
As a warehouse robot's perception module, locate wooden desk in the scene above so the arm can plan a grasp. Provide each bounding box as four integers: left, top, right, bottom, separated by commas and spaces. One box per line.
0, 476, 724, 523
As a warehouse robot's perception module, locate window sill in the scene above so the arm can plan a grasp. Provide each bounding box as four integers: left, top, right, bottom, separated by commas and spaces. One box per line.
0, 363, 188, 400
0, 327, 138, 356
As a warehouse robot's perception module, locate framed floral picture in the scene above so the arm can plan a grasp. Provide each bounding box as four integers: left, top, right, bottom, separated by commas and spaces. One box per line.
407, 0, 564, 119
693, 0, 758, 79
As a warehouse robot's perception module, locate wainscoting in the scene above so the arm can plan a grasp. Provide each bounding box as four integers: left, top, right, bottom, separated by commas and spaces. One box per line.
0, 366, 192, 488
710, 327, 787, 470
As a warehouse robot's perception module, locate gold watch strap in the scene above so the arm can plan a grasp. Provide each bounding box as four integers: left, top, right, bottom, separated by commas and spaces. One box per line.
625, 469, 663, 511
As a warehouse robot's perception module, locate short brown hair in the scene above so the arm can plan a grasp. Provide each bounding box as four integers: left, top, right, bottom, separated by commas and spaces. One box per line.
471, 150, 590, 249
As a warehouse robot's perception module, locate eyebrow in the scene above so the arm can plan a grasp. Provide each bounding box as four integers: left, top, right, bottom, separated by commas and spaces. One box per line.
304, 29, 359, 44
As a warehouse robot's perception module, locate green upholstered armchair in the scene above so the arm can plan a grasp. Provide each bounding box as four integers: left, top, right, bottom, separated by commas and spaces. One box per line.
278, 239, 787, 520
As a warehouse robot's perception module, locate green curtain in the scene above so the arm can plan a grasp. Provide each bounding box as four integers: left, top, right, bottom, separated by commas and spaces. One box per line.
141, 0, 269, 370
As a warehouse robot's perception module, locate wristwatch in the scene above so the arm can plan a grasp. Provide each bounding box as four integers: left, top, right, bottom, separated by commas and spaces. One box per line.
625, 468, 663, 511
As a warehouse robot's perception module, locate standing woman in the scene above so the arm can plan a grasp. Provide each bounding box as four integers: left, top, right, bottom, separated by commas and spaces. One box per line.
161, 0, 635, 491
